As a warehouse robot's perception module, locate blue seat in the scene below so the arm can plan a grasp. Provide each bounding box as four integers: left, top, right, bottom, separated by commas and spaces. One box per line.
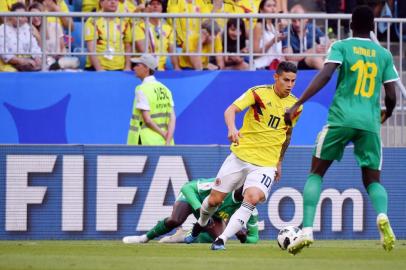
71, 21, 84, 51
73, 0, 83, 12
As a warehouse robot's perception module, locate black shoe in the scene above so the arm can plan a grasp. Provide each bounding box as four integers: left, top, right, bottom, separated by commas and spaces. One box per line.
184, 222, 204, 244
211, 238, 226, 250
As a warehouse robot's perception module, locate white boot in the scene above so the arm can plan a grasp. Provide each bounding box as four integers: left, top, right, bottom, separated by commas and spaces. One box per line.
122, 234, 149, 244
159, 228, 188, 243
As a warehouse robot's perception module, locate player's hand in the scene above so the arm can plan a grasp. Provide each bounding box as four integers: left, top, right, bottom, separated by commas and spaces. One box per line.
228, 128, 242, 146
275, 162, 282, 182
235, 228, 248, 243
381, 109, 388, 124
284, 104, 300, 126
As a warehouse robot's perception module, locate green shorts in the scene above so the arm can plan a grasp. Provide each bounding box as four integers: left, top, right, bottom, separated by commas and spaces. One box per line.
313, 125, 382, 170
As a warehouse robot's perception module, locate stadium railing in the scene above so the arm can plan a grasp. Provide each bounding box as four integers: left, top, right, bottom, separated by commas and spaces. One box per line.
0, 12, 405, 146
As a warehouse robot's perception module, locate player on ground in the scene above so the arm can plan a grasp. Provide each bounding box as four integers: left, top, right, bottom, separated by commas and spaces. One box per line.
284, 5, 398, 255
122, 178, 259, 244
185, 62, 302, 250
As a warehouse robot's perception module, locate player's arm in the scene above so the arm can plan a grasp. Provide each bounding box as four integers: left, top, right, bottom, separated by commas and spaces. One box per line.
224, 104, 242, 145
140, 110, 167, 138
165, 110, 176, 145
381, 81, 397, 123
284, 62, 338, 126
275, 127, 293, 181
180, 182, 202, 211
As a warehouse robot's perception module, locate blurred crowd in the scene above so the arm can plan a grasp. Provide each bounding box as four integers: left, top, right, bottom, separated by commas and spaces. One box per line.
0, 0, 403, 72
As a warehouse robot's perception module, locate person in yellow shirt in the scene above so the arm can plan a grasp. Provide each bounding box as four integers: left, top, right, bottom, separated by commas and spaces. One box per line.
185, 62, 303, 250
0, 0, 24, 24
84, 0, 132, 70
82, 0, 145, 12
211, 0, 245, 30
179, 20, 224, 70
166, 0, 211, 46
31, 0, 74, 32
0, 0, 22, 12
133, 0, 180, 70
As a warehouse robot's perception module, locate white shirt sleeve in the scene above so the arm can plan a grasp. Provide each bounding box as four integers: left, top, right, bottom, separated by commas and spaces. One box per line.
135, 89, 150, 111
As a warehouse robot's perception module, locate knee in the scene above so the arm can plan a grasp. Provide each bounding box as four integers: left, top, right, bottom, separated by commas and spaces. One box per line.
208, 193, 223, 208
243, 188, 264, 205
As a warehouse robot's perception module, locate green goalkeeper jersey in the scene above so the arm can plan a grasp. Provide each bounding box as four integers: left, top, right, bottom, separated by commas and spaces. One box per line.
180, 178, 259, 243
325, 37, 399, 134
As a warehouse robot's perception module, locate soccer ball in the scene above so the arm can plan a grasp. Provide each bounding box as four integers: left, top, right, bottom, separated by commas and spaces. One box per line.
277, 226, 302, 250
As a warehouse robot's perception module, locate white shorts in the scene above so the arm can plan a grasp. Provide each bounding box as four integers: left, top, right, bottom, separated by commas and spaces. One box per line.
213, 153, 277, 201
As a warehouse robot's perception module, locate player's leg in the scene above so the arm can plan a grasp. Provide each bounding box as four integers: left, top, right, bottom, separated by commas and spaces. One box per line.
211, 167, 274, 250
123, 201, 192, 244
185, 189, 228, 243
289, 126, 349, 255
354, 130, 395, 251
186, 154, 246, 243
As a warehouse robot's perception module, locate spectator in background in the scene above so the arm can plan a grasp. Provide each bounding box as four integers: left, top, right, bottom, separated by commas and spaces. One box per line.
84, 0, 132, 71
0, 0, 24, 24
210, 0, 245, 31
134, 0, 180, 70
166, 0, 211, 47
82, 0, 146, 12
37, 0, 74, 32
127, 54, 176, 145
29, 2, 66, 64
0, 2, 42, 72
223, 18, 249, 70
324, 0, 357, 35
282, 3, 327, 70
0, 0, 24, 12
275, 0, 287, 13
234, 0, 260, 13
179, 19, 225, 70
253, 0, 286, 70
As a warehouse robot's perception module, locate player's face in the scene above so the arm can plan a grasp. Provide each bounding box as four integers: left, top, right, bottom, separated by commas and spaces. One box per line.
274, 71, 296, 98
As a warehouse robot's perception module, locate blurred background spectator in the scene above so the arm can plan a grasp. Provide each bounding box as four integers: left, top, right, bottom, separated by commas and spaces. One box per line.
223, 18, 249, 70
84, 0, 132, 71
282, 3, 327, 70
179, 19, 224, 70
0, 2, 42, 71
253, 0, 286, 70
133, 0, 180, 70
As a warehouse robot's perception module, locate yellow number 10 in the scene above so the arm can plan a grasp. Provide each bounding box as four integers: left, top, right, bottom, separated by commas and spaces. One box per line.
350, 60, 378, 98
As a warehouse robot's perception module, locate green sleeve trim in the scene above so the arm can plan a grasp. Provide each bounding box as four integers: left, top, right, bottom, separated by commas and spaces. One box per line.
180, 181, 202, 211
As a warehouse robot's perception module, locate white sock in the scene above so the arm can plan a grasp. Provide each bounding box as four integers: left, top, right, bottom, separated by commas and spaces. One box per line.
198, 197, 219, 226
218, 201, 255, 243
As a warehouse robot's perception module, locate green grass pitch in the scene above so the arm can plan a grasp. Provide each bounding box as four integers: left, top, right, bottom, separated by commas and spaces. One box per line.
1, 240, 405, 270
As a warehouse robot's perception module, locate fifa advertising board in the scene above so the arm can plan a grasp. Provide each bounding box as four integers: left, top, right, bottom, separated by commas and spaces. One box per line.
0, 145, 405, 240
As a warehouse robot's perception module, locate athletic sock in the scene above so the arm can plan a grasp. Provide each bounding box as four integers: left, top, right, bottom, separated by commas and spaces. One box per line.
218, 201, 255, 243
146, 219, 172, 240
367, 182, 388, 214
303, 174, 323, 228
198, 197, 218, 227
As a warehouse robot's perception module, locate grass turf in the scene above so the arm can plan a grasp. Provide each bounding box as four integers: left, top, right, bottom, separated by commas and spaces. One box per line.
0, 240, 405, 270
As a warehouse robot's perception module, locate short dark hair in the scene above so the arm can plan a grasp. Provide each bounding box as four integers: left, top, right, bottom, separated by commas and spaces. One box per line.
351, 5, 374, 34
10, 2, 26, 11
276, 61, 297, 75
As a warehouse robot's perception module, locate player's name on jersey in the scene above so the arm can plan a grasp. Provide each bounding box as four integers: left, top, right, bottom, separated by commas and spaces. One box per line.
353, 46, 376, 57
